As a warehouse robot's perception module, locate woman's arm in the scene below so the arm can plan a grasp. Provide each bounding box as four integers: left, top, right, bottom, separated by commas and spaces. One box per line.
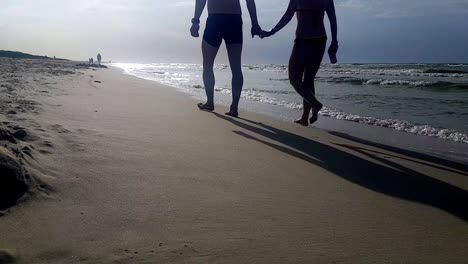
326, 0, 338, 63
326, 0, 338, 44
270, 0, 297, 35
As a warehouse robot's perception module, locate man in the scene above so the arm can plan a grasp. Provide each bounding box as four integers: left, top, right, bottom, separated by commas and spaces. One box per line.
190, 0, 262, 117
97, 53, 102, 66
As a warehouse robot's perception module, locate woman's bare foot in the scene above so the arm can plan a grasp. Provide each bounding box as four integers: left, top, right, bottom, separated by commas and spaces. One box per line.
225, 105, 239, 117
309, 103, 323, 125
197, 102, 214, 111
225, 111, 239, 117
294, 118, 309, 126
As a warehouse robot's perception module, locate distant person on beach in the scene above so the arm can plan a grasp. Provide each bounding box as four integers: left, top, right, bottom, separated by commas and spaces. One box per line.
97, 53, 102, 66
260, 0, 338, 126
190, 0, 262, 117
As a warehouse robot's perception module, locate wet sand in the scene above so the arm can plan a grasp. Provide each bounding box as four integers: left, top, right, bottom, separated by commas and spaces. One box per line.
0, 58, 467, 263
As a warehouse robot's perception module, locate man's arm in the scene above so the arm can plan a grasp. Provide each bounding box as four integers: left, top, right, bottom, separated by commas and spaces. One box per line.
194, 0, 207, 20
246, 0, 260, 30
270, 0, 297, 35
191, 0, 207, 37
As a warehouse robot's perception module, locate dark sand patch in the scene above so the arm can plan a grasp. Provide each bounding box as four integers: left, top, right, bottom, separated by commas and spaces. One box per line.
0, 249, 16, 264
0, 147, 27, 211
12, 129, 29, 141
76, 63, 108, 69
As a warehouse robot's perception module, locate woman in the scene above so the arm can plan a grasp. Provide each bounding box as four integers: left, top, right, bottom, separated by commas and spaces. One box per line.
262, 0, 338, 126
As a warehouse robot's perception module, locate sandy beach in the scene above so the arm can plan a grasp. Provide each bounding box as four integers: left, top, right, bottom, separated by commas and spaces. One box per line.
1, 58, 468, 263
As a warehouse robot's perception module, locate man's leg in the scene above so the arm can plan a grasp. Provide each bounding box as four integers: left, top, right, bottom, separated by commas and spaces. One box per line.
199, 40, 220, 111
225, 43, 244, 116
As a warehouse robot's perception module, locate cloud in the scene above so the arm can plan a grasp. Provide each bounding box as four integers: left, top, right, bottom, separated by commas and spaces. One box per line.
1, 0, 467, 63
336, 0, 468, 18
168, 1, 194, 8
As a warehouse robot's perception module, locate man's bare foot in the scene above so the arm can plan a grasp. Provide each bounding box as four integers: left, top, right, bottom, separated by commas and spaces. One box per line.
197, 102, 214, 111
309, 103, 323, 125
294, 118, 308, 126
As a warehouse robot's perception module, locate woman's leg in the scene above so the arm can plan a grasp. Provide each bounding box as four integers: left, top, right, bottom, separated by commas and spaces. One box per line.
289, 40, 320, 126
304, 38, 327, 124
300, 99, 312, 125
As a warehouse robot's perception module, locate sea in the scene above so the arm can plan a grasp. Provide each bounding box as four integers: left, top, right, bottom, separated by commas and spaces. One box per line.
110, 62, 468, 163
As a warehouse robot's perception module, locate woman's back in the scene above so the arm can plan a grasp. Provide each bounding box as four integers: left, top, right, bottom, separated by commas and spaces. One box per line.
295, 0, 327, 39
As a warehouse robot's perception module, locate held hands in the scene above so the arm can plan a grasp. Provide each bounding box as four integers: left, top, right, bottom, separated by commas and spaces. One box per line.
259, 30, 274, 39
251, 25, 274, 39
251, 24, 262, 38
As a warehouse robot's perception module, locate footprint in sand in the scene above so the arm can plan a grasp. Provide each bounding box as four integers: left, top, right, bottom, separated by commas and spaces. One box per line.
49, 124, 70, 134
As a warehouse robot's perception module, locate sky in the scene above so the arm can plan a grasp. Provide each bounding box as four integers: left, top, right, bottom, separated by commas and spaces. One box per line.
0, 0, 467, 64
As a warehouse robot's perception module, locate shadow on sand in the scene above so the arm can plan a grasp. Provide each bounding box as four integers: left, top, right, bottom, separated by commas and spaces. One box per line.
328, 131, 468, 176
213, 113, 468, 222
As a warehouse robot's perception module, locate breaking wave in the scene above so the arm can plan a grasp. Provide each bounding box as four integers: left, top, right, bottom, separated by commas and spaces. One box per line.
316, 77, 468, 90
319, 108, 468, 144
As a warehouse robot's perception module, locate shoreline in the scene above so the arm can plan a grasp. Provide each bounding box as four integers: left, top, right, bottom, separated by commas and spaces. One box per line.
1, 59, 467, 263
111, 64, 468, 164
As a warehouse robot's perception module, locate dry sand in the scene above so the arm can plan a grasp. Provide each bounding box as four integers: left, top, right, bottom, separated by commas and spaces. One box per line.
0, 58, 467, 263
